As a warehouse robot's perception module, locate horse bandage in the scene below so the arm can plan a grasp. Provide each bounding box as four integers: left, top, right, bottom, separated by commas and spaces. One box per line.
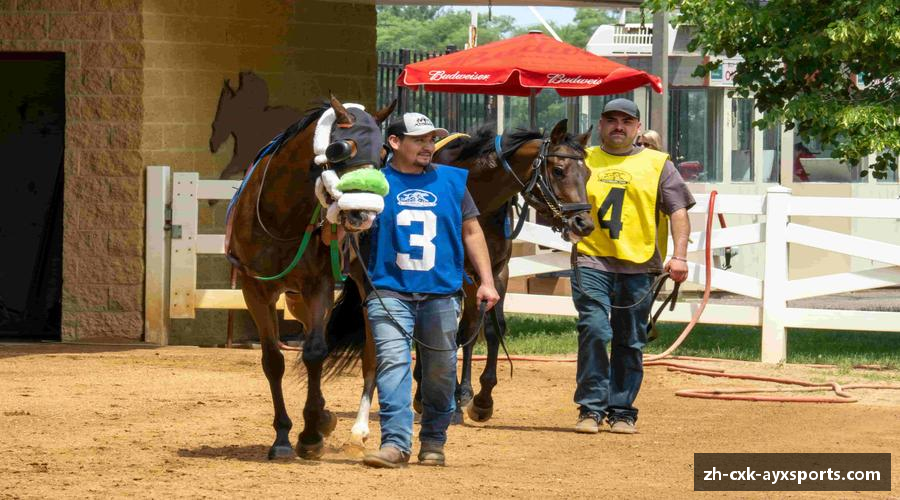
317, 167, 389, 224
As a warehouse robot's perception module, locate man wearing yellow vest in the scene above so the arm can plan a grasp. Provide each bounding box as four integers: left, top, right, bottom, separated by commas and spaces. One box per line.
572, 98, 694, 435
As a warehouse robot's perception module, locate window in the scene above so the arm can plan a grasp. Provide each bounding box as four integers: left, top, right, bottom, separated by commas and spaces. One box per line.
668, 88, 722, 182
731, 98, 754, 182
793, 127, 864, 183
763, 121, 782, 183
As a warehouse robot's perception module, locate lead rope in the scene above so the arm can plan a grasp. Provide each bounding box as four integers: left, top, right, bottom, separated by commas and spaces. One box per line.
349, 235, 488, 352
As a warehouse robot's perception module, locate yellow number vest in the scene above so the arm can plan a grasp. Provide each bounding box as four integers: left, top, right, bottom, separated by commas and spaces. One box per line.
577, 146, 670, 263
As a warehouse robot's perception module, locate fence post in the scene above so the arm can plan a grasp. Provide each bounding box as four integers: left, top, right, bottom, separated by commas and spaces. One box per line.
761, 185, 791, 363
398, 48, 410, 115
169, 172, 199, 319
144, 166, 170, 345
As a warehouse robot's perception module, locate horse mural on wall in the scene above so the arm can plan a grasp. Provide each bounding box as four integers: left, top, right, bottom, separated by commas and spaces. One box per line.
210, 71, 304, 180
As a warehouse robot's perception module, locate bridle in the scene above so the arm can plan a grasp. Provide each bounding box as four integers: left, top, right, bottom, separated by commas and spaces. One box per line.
494, 135, 591, 233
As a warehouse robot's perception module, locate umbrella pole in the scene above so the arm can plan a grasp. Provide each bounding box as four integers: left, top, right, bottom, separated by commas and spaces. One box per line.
528, 88, 537, 129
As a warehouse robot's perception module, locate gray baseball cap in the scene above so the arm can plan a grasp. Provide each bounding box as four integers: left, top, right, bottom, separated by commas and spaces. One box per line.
601, 98, 640, 120
386, 112, 449, 138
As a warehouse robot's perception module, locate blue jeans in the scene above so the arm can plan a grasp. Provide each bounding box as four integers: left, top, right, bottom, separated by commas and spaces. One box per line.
366, 295, 461, 454
571, 267, 653, 422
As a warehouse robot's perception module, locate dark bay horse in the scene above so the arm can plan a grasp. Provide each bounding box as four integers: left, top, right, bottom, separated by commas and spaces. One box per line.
427, 119, 594, 423
335, 119, 594, 447
226, 96, 393, 460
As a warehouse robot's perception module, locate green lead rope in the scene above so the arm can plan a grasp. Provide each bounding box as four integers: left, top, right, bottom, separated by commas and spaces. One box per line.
254, 205, 321, 281
329, 224, 346, 282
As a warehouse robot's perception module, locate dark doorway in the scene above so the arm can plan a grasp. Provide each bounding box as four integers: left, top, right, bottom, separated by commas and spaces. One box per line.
0, 52, 65, 340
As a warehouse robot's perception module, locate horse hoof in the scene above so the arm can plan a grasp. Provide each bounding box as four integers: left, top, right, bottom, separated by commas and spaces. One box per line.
466, 401, 493, 422
413, 398, 423, 415
296, 439, 325, 460
342, 434, 367, 458
318, 410, 338, 437
268, 445, 296, 460
450, 408, 465, 425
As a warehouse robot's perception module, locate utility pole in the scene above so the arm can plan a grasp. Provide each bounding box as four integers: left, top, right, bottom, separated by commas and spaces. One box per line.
650, 10, 669, 151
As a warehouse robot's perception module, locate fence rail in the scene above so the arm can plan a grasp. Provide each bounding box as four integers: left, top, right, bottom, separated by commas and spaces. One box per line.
145, 167, 900, 362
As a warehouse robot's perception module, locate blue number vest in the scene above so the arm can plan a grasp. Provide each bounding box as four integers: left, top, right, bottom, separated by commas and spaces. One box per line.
367, 163, 468, 295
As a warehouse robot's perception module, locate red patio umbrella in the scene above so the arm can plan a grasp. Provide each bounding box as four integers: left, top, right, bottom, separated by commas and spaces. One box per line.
397, 32, 662, 97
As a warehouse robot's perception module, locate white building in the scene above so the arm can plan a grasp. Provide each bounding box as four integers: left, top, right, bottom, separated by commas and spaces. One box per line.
585, 21, 900, 281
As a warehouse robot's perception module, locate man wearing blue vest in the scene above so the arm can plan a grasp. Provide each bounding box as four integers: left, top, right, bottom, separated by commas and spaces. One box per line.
363, 112, 500, 468
573, 99, 694, 435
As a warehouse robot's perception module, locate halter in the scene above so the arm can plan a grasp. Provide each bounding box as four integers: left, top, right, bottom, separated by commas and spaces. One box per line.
494, 135, 591, 233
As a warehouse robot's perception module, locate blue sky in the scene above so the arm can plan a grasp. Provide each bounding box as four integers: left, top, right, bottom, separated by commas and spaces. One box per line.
447, 6, 577, 27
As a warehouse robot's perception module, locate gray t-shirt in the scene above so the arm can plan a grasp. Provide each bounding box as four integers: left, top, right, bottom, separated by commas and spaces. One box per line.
365, 163, 479, 303
576, 146, 695, 274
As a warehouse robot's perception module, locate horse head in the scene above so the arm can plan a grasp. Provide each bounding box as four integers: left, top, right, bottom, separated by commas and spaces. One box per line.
542, 119, 595, 243
321, 96, 396, 232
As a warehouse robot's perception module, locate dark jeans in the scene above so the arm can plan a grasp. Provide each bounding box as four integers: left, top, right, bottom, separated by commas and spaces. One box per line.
571, 267, 654, 422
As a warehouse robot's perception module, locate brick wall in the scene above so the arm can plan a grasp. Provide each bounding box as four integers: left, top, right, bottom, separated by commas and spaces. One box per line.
0, 0, 375, 343
140, 0, 376, 344
1, 0, 146, 340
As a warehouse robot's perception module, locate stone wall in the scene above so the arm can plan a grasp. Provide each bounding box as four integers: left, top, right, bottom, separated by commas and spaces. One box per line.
0, 0, 146, 340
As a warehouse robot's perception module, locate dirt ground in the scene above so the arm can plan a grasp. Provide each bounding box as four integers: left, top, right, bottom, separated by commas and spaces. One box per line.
1, 344, 899, 499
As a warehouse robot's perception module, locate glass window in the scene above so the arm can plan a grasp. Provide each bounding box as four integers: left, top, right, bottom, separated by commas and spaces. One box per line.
793, 127, 864, 183
763, 121, 782, 183
669, 88, 722, 182
731, 98, 754, 182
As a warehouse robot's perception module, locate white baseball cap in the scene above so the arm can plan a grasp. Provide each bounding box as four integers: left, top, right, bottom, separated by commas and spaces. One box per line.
386, 112, 449, 138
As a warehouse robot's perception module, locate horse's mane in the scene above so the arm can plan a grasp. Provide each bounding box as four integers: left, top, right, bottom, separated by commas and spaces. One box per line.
454, 122, 585, 161
266, 101, 330, 157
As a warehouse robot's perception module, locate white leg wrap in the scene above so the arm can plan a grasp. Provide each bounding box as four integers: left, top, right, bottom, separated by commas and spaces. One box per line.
337, 192, 385, 213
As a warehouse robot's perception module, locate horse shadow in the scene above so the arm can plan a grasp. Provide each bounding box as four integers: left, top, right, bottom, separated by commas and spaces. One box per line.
177, 444, 361, 466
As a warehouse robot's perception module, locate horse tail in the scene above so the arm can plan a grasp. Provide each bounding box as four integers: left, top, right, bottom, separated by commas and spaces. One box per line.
321, 276, 367, 379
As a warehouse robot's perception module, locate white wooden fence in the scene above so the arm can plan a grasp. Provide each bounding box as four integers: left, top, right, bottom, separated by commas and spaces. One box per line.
145, 166, 900, 363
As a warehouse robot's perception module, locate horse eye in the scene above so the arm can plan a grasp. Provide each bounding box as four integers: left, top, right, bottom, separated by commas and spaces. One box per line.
552, 165, 566, 178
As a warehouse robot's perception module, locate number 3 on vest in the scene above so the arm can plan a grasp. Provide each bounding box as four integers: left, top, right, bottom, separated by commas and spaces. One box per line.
396, 209, 437, 271
598, 188, 625, 239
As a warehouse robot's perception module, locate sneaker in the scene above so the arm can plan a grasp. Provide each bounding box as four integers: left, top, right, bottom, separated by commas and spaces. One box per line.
608, 416, 638, 434
363, 446, 410, 468
574, 411, 603, 434
417, 441, 445, 466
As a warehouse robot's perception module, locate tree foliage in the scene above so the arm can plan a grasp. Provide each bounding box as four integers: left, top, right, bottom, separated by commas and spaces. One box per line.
376, 6, 518, 52
647, 0, 900, 177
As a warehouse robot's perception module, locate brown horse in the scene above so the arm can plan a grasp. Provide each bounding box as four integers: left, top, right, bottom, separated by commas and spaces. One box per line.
226, 95, 394, 460
210, 71, 303, 180
334, 119, 594, 447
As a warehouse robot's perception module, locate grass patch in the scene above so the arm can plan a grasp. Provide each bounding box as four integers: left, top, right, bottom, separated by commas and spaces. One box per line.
476, 313, 900, 369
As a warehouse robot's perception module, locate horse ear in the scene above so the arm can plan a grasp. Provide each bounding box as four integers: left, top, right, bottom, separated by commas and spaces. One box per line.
371, 99, 397, 125
330, 94, 353, 125
575, 125, 593, 148
550, 119, 568, 144
221, 79, 235, 99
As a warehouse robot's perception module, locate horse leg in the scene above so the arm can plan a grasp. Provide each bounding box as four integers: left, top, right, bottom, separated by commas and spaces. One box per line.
285, 292, 337, 440
469, 284, 507, 423
243, 280, 294, 460
348, 316, 376, 453
294, 280, 333, 460
412, 345, 423, 414
453, 309, 477, 425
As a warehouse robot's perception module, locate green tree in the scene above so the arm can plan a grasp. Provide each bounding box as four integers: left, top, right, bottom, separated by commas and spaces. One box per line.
647, 0, 900, 177
377, 6, 518, 52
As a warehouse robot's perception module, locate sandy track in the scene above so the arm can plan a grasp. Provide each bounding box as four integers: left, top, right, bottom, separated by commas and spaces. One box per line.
1, 344, 898, 498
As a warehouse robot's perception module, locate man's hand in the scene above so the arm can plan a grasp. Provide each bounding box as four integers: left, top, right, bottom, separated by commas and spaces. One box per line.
476, 283, 501, 311
664, 258, 689, 283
